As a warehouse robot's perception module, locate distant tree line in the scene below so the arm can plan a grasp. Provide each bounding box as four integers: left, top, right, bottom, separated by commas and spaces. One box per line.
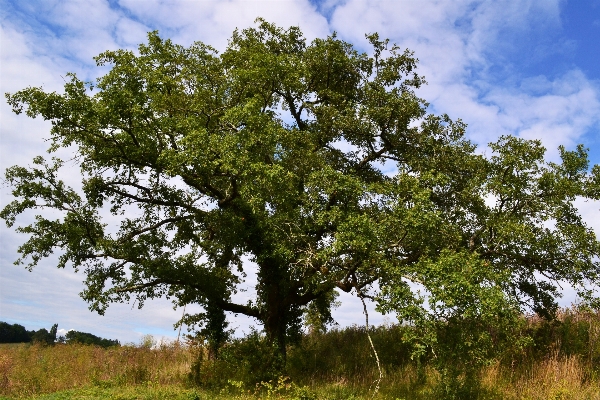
0, 322, 119, 347
0, 322, 57, 345
63, 330, 120, 348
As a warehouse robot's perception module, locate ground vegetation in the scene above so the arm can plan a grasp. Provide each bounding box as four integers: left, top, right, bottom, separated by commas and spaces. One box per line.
0, 307, 599, 399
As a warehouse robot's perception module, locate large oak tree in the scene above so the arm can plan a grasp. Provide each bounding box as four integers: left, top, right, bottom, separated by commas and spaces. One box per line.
3, 20, 600, 369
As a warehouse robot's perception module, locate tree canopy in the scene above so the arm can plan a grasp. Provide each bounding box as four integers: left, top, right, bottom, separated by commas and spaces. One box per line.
3, 20, 600, 370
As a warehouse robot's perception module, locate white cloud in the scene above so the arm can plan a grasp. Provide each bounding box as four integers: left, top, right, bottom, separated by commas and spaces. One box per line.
480, 70, 600, 158
113, 17, 150, 47
117, 0, 330, 49
3, 3, 114, 67
574, 198, 600, 238
325, 1, 599, 158
0, 25, 66, 93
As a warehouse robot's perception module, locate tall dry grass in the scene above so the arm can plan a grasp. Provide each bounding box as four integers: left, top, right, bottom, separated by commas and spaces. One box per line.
0, 341, 193, 398
478, 353, 599, 400
1, 306, 599, 399
285, 306, 600, 398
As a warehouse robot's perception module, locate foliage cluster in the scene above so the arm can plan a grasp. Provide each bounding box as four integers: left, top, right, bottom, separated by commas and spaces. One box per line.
504, 307, 600, 372
63, 330, 120, 348
0, 323, 57, 346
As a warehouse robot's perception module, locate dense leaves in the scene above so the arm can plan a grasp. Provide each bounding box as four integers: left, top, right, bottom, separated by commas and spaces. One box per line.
0, 322, 33, 343
3, 20, 600, 383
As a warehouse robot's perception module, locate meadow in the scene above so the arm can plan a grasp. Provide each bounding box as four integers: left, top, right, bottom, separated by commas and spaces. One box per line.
1, 306, 599, 400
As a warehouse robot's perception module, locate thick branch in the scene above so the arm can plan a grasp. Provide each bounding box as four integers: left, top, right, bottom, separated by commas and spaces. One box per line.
286, 283, 335, 307
276, 90, 306, 130
120, 216, 195, 242
105, 181, 195, 210
216, 299, 261, 319
111, 277, 261, 319
112, 279, 165, 293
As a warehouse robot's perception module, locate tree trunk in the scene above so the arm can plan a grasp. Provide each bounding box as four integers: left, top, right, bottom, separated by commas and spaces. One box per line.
259, 259, 290, 373
264, 290, 288, 366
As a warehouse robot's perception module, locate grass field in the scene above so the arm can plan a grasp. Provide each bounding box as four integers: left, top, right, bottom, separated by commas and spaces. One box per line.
1, 307, 599, 399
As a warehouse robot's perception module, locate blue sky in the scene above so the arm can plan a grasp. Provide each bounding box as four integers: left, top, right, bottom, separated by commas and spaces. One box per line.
1, 0, 599, 344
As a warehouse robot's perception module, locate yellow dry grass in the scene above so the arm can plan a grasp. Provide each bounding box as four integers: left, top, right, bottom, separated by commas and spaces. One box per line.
0, 341, 193, 398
